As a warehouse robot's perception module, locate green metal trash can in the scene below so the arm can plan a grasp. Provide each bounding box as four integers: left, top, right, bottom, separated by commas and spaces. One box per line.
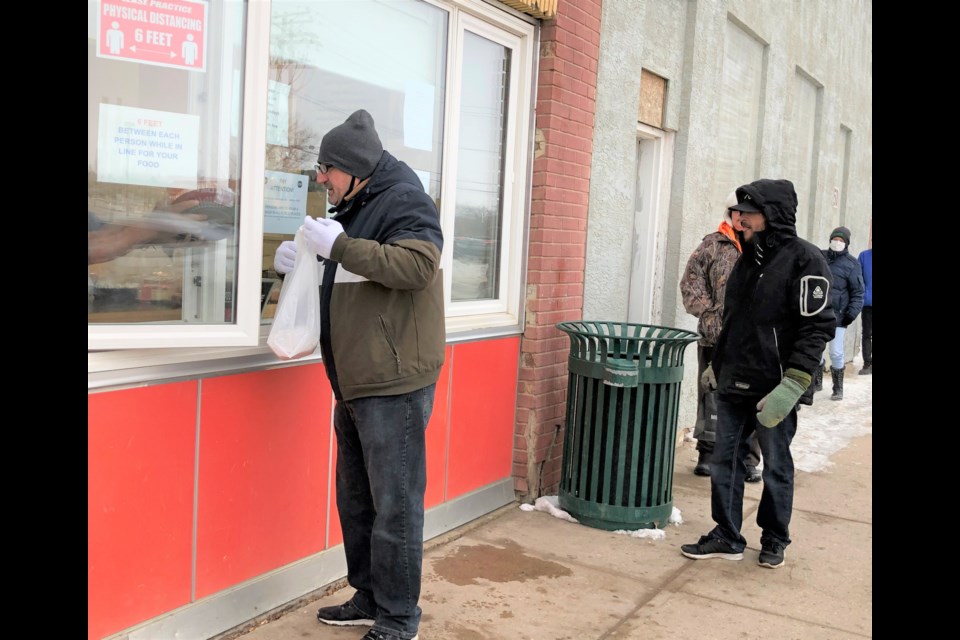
555, 321, 699, 531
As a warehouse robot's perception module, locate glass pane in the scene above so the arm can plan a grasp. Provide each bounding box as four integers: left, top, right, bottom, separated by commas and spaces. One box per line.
262, 0, 448, 321
88, 0, 247, 325
452, 31, 509, 302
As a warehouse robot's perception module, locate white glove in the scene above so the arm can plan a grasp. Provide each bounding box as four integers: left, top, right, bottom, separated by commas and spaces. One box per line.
274, 240, 297, 274
302, 215, 345, 260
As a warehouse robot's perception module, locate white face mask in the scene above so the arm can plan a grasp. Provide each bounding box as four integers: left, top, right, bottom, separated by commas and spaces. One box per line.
829, 239, 846, 252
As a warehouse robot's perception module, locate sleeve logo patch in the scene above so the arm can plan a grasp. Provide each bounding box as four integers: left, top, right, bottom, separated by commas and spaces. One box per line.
800, 275, 830, 316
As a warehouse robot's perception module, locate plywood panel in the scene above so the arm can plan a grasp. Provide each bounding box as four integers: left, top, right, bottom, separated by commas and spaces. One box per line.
88, 382, 198, 640
638, 69, 666, 129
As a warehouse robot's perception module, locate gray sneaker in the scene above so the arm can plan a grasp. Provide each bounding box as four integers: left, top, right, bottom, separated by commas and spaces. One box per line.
362, 629, 419, 640
758, 541, 785, 569
316, 600, 375, 626
680, 535, 743, 560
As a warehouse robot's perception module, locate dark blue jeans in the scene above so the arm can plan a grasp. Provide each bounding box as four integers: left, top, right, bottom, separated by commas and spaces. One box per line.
333, 384, 435, 640
707, 393, 797, 552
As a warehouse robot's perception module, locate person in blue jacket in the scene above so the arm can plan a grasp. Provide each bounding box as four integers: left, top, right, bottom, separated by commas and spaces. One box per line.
680, 178, 835, 570
858, 244, 872, 374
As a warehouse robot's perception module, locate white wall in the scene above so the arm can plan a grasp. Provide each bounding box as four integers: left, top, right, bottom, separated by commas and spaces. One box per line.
584, 0, 872, 438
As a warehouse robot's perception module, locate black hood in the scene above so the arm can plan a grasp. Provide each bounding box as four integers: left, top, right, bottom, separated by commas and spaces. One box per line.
735, 179, 799, 243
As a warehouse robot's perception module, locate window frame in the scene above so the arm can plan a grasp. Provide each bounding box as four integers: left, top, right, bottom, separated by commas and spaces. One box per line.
89, 0, 536, 378
441, 9, 534, 333
87, 0, 271, 351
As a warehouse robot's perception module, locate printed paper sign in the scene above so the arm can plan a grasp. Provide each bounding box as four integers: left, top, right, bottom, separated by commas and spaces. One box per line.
267, 80, 291, 147
97, 0, 208, 72
264, 170, 310, 234
97, 103, 199, 189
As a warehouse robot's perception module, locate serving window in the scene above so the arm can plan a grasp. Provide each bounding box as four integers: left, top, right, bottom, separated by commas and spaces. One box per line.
89, 0, 534, 369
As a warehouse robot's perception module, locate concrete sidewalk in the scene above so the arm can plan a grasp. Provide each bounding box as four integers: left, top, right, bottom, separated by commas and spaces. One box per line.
225, 362, 872, 640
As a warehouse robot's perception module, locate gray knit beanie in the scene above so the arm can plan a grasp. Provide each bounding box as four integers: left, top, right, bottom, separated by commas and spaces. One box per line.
317, 109, 383, 179
830, 226, 851, 245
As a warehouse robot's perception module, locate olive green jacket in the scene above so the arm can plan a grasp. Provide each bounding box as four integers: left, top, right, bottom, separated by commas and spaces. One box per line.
318, 151, 446, 401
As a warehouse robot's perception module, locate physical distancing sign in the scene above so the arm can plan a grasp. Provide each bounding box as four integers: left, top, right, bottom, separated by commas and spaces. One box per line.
97, 0, 208, 72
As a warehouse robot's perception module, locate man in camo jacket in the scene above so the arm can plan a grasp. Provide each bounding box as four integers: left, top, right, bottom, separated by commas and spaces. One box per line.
680, 191, 762, 481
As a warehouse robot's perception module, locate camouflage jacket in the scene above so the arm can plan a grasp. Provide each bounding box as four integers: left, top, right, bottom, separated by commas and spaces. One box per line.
679, 223, 741, 346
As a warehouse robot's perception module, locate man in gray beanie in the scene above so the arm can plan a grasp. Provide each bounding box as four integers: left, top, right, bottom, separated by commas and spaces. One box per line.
815, 226, 864, 400
273, 109, 445, 640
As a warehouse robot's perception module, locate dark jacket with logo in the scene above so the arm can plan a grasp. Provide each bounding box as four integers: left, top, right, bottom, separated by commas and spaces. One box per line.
713, 179, 836, 402
318, 150, 445, 401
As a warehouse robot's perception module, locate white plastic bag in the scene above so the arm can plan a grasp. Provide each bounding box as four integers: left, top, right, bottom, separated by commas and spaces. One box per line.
267, 229, 321, 360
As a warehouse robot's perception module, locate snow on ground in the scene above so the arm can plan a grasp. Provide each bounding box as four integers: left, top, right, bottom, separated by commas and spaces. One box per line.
789, 356, 872, 473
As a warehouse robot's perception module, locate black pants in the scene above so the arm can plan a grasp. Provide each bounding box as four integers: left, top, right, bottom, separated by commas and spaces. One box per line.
695, 345, 761, 468
708, 394, 796, 551
860, 307, 872, 365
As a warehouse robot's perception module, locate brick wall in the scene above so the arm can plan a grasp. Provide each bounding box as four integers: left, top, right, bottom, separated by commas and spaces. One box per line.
515, 0, 601, 500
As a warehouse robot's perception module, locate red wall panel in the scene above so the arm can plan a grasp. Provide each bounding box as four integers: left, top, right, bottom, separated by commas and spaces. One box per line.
88, 382, 198, 640
446, 337, 521, 499
425, 347, 451, 507
89, 336, 520, 638
327, 436, 342, 548
195, 364, 333, 598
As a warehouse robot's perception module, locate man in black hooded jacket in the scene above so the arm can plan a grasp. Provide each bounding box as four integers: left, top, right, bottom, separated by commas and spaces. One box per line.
680, 178, 835, 570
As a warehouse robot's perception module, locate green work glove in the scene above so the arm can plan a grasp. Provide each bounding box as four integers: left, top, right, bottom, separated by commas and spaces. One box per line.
701, 364, 717, 391
756, 368, 812, 428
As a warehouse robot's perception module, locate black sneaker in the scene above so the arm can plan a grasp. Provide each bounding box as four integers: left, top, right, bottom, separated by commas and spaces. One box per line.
361, 629, 419, 640
758, 541, 785, 569
680, 535, 743, 561
316, 600, 375, 627
745, 467, 762, 483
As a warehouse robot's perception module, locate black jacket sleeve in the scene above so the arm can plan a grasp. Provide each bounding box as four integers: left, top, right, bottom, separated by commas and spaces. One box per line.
785, 245, 837, 375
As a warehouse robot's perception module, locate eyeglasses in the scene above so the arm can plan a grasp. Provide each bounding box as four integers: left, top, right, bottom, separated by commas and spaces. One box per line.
314, 162, 333, 175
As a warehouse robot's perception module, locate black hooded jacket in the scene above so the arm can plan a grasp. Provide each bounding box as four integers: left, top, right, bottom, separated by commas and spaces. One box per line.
713, 179, 836, 400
